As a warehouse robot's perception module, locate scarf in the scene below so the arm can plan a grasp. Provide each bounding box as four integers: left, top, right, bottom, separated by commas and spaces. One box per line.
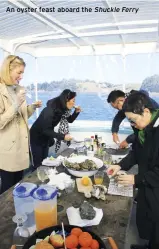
55, 110, 71, 153
138, 109, 159, 144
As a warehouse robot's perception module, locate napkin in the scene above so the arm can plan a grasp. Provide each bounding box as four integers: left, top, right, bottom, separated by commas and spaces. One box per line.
66, 206, 103, 227
47, 171, 73, 190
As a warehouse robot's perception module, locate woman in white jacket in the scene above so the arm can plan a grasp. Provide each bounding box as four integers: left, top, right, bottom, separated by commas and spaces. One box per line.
0, 55, 41, 193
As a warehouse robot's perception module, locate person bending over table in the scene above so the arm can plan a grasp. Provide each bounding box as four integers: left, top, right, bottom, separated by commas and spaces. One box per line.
107, 89, 159, 149
0, 55, 41, 194
108, 92, 159, 249
30, 89, 81, 169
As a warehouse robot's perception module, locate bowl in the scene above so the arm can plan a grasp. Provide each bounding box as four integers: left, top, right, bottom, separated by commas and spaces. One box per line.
22, 225, 106, 249
63, 155, 103, 177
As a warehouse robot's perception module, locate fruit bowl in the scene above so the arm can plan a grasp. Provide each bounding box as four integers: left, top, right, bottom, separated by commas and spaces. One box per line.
22, 225, 107, 249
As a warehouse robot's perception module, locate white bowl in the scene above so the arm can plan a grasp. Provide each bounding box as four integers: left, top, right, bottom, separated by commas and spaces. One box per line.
63, 155, 103, 177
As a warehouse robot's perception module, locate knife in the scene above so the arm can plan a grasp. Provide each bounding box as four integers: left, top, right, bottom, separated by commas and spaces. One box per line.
61, 222, 67, 249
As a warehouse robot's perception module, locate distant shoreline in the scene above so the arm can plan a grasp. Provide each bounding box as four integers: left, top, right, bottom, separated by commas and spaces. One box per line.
30, 90, 159, 96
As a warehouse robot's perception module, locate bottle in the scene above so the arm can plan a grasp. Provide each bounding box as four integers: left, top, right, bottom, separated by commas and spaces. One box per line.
94, 135, 98, 153
91, 136, 94, 151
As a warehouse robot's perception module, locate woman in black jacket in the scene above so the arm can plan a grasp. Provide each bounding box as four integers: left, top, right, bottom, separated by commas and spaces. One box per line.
108, 92, 159, 249
30, 89, 81, 169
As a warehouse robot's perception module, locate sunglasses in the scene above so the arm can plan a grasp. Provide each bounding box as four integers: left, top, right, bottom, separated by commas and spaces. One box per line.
128, 119, 136, 125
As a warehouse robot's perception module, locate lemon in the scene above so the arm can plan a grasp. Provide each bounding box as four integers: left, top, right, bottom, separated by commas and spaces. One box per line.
81, 176, 90, 186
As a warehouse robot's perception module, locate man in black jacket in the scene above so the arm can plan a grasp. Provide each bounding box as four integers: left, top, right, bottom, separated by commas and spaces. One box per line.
107, 90, 159, 148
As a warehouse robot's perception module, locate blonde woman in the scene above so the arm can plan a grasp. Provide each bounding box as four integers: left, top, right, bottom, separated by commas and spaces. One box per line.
0, 55, 42, 193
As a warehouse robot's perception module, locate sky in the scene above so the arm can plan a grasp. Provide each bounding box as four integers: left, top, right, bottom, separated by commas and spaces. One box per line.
0, 49, 159, 86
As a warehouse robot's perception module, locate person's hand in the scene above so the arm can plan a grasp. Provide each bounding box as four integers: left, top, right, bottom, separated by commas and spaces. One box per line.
11, 245, 16, 249
64, 134, 72, 141
107, 165, 121, 177
74, 106, 82, 113
112, 133, 120, 144
32, 100, 42, 109
117, 174, 135, 186
17, 89, 26, 106
119, 139, 128, 149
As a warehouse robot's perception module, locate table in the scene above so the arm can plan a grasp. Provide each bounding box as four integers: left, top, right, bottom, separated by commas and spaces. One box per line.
0, 149, 133, 249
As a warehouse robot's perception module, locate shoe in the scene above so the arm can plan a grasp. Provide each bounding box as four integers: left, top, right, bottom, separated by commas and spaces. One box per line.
130, 245, 148, 249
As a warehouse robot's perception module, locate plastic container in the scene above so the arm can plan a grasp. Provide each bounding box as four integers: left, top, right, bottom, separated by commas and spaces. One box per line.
32, 185, 58, 231
13, 182, 37, 228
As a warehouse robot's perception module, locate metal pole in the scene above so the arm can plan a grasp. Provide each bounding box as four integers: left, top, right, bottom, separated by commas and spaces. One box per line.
123, 54, 126, 93
35, 57, 39, 117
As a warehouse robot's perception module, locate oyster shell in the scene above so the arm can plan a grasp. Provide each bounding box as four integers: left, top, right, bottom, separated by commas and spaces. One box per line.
84, 185, 107, 201
79, 201, 96, 220
65, 159, 98, 171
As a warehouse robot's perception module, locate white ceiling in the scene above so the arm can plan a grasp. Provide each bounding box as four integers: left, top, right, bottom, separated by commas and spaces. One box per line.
0, 0, 159, 56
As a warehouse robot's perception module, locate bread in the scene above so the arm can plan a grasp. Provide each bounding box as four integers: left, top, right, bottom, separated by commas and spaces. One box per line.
50, 234, 64, 247
35, 241, 54, 249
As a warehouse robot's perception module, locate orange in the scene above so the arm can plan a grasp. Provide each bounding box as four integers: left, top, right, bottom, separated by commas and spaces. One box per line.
71, 228, 83, 237
65, 234, 78, 249
91, 239, 99, 249
81, 176, 90, 186
79, 232, 93, 247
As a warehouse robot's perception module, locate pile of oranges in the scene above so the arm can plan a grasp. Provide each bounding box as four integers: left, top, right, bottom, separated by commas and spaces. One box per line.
66, 228, 99, 249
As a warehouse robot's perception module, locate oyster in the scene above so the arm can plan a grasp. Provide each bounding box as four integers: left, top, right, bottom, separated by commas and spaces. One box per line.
65, 159, 98, 171
84, 185, 108, 201
79, 201, 96, 220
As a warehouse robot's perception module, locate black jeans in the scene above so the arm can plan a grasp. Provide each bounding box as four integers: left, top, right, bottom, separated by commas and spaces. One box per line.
0, 170, 23, 194
31, 143, 49, 169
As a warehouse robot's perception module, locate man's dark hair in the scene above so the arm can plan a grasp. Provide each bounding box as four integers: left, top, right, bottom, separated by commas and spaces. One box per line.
107, 90, 125, 103
122, 92, 155, 115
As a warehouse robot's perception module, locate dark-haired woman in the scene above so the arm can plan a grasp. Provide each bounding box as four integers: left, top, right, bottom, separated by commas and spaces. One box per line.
30, 89, 81, 169
108, 92, 159, 249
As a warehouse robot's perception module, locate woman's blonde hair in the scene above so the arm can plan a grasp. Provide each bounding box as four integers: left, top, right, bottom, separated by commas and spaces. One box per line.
0, 55, 26, 85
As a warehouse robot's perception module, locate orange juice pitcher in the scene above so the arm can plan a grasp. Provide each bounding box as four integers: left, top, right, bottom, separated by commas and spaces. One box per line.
33, 185, 57, 231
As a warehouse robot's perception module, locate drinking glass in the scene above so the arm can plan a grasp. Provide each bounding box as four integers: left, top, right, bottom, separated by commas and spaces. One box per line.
12, 214, 30, 246
37, 167, 48, 183
98, 136, 102, 144
84, 138, 91, 150
77, 146, 85, 156
94, 171, 104, 185
103, 152, 112, 169
65, 180, 75, 194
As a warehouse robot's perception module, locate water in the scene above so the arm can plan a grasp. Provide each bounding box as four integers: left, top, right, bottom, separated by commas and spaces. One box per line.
27, 92, 159, 126
27, 92, 118, 125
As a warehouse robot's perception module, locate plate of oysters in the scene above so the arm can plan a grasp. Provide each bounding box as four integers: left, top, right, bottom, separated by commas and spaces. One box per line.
63, 155, 103, 177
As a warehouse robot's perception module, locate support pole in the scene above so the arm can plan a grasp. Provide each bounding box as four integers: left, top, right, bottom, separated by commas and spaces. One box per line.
35, 57, 39, 117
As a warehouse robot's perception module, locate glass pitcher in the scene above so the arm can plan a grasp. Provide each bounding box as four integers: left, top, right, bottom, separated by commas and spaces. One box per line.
32, 185, 57, 232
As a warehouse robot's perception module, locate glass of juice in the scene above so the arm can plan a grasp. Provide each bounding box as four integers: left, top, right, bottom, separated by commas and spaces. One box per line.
94, 171, 104, 185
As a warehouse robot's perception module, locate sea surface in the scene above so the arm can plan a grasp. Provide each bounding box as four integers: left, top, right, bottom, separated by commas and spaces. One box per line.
27, 92, 159, 126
